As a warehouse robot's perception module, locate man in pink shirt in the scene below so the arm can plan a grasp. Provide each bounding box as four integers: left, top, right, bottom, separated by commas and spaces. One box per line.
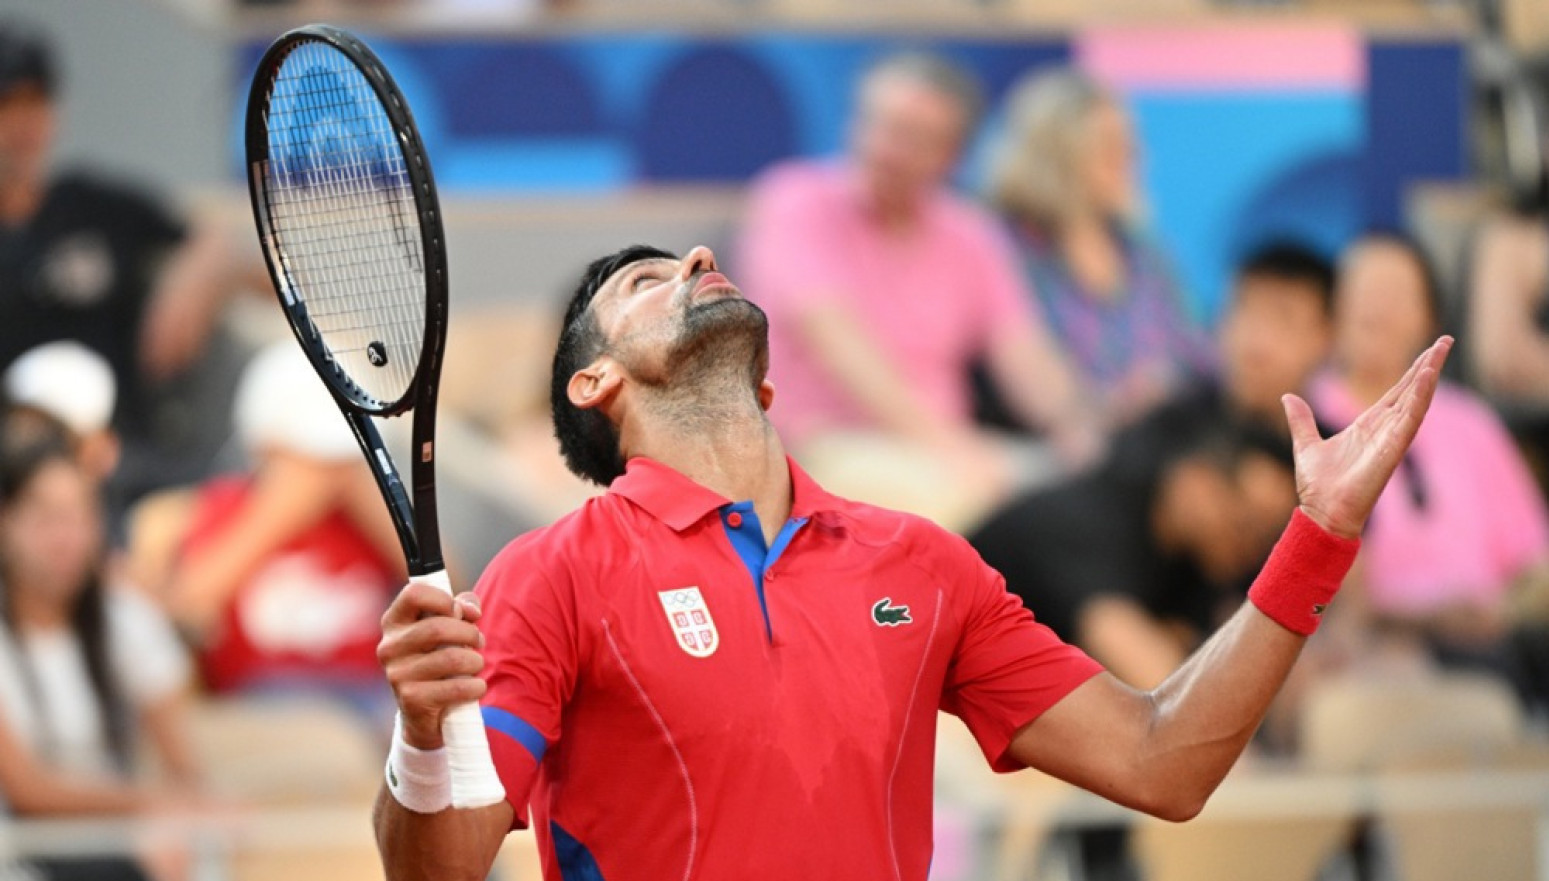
736, 54, 1097, 530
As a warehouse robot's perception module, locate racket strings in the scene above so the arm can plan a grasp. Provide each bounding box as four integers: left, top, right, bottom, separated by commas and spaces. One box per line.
261, 40, 427, 408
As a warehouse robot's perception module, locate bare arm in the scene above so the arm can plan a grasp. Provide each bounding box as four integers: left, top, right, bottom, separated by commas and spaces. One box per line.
792, 297, 964, 445
373, 581, 510, 881
336, 462, 412, 582
139, 219, 262, 382
0, 712, 147, 816
1008, 337, 1452, 820
140, 692, 202, 789
373, 788, 511, 881
1470, 217, 1549, 400
1013, 603, 1302, 820
1077, 596, 1189, 691
167, 452, 344, 636
985, 319, 1103, 464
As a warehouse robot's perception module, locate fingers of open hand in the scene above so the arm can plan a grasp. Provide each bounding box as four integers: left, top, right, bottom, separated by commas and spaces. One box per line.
1281, 393, 1321, 455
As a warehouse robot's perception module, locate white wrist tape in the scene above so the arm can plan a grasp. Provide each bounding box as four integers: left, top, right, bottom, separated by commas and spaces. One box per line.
386, 712, 452, 813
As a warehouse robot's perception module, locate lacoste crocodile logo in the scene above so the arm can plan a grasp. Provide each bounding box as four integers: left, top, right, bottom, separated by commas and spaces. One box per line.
872, 597, 912, 627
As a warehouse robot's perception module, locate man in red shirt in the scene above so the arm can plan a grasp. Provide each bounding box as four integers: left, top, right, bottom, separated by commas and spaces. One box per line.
373, 244, 1450, 881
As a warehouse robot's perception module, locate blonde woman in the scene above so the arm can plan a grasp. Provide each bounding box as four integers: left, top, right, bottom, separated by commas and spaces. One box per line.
987, 68, 1212, 426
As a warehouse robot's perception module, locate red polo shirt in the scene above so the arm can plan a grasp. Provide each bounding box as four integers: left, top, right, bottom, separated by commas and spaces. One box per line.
476, 457, 1102, 881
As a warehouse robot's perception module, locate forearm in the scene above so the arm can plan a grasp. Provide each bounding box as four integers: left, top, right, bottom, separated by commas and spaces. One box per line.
1471, 221, 1549, 399
1138, 603, 1305, 812
140, 222, 239, 380
1079, 597, 1190, 691
5, 770, 147, 817
1135, 509, 1357, 814
373, 785, 506, 881
995, 332, 1082, 433
988, 326, 1102, 461
1013, 511, 1357, 820
143, 694, 202, 788
171, 458, 343, 631
796, 304, 949, 441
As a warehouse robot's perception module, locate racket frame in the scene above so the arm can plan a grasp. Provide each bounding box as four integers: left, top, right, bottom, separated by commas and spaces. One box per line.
244, 23, 449, 577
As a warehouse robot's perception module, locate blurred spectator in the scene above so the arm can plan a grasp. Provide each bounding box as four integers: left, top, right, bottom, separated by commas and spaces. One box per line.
4, 341, 118, 484
1313, 232, 1549, 712
2, 342, 135, 554
0, 20, 261, 512
135, 345, 404, 727
973, 240, 1331, 690
1469, 209, 1549, 405
0, 427, 197, 881
971, 430, 1295, 691
737, 52, 1098, 531
982, 68, 1212, 428
1104, 241, 1335, 492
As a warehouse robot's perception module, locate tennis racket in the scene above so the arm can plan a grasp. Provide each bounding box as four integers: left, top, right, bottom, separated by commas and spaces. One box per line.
244, 24, 503, 809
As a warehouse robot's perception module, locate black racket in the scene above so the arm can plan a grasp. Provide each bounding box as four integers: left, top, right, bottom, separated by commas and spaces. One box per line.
245, 24, 502, 808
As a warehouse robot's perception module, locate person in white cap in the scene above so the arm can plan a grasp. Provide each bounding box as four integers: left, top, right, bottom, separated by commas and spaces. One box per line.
136, 343, 406, 726
3, 339, 121, 482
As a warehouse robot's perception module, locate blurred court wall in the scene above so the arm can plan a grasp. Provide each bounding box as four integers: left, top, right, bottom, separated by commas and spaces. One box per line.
0, 0, 230, 193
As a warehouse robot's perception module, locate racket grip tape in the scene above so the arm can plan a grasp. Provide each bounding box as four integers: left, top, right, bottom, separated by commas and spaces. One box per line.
413, 568, 507, 809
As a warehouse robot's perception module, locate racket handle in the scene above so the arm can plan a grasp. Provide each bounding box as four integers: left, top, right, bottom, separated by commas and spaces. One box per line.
414, 568, 507, 809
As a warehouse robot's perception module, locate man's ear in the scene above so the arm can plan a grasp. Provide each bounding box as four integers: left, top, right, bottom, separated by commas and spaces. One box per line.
567, 358, 624, 411
758, 379, 775, 412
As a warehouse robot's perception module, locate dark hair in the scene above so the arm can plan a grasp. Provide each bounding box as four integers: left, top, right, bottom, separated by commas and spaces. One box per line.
550, 245, 677, 486
0, 436, 129, 770
1235, 240, 1336, 318
1348, 229, 1445, 326
0, 404, 76, 461
0, 19, 55, 98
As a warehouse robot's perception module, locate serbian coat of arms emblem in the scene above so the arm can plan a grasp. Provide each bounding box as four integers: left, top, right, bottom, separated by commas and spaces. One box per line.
658, 587, 719, 658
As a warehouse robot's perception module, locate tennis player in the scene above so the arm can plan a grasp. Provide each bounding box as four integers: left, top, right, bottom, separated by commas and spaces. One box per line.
374, 244, 1450, 881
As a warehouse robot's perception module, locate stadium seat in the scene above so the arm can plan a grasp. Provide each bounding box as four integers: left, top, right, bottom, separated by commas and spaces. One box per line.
1299, 671, 1540, 881
1299, 671, 1523, 772
1131, 812, 1354, 881
183, 694, 383, 805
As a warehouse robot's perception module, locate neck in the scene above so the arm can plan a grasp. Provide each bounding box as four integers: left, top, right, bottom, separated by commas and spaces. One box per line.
1150, 473, 1188, 557
1344, 365, 1404, 408
1058, 214, 1125, 297
621, 385, 793, 532
8, 584, 69, 630
0, 174, 43, 226
859, 175, 925, 233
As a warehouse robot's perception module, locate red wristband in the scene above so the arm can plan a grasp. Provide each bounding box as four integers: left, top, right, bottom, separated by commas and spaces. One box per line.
1247, 509, 1361, 636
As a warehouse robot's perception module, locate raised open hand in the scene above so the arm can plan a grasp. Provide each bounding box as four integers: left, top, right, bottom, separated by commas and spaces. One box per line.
1282, 336, 1453, 539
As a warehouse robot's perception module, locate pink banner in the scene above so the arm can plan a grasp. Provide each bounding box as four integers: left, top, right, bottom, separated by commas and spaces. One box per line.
1076, 25, 1366, 91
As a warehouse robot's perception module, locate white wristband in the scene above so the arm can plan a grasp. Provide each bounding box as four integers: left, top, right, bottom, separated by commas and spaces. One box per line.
386, 712, 452, 813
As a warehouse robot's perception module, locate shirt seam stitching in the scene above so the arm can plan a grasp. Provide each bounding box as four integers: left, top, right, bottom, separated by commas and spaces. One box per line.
886, 588, 944, 881
602, 618, 697, 881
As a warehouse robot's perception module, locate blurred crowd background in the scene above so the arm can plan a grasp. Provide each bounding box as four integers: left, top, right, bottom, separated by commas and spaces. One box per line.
2, 0, 1549, 879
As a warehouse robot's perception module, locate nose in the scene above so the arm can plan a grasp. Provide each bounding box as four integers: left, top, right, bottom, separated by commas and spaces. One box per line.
679, 245, 718, 281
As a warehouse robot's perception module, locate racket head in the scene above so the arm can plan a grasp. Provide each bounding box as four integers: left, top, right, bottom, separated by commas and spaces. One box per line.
245, 24, 448, 417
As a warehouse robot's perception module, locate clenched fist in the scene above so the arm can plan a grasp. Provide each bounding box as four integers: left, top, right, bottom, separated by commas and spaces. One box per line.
377, 581, 486, 750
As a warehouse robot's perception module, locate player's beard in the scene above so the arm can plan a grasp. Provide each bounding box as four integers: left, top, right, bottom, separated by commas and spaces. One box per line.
663, 296, 769, 393
628, 294, 771, 425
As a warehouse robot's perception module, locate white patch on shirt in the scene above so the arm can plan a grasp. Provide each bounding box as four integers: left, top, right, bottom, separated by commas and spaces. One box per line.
657, 587, 719, 658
